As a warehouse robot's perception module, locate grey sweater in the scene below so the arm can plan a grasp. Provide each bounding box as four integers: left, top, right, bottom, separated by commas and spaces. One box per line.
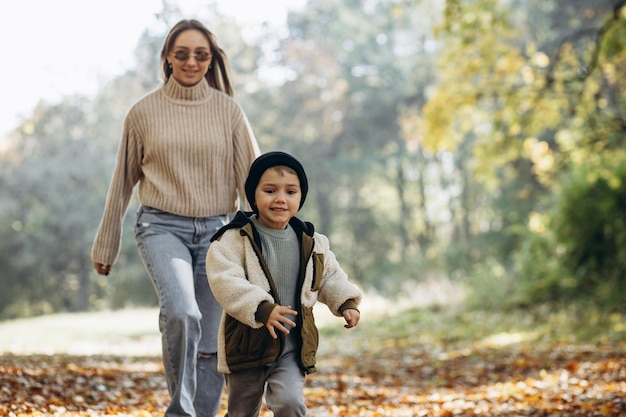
251, 216, 300, 353
92, 77, 260, 265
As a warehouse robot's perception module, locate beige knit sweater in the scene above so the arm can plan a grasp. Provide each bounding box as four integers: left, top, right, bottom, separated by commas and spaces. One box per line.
92, 77, 260, 266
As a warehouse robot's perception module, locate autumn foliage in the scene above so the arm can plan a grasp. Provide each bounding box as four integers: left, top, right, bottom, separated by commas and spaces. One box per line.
1, 307, 625, 416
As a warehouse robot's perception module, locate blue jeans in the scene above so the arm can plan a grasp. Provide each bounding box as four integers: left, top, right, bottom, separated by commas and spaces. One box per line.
134, 205, 228, 417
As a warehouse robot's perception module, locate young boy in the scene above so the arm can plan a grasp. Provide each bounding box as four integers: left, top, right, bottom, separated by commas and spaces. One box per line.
206, 151, 362, 417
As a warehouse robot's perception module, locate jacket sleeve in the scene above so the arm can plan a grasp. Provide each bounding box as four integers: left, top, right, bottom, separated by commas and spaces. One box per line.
206, 230, 274, 328
315, 233, 362, 316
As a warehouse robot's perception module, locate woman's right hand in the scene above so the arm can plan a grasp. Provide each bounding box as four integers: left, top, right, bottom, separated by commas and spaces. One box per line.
94, 262, 111, 276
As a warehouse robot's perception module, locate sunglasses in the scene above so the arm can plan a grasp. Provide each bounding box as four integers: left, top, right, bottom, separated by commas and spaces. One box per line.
172, 50, 212, 62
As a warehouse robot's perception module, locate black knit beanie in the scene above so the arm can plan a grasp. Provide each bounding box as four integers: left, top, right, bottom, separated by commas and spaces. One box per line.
245, 151, 308, 213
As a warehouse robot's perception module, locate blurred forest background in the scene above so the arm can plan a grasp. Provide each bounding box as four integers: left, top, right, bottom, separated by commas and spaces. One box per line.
0, 0, 625, 320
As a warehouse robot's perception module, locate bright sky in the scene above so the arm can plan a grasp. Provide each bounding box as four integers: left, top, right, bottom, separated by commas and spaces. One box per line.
0, 0, 303, 139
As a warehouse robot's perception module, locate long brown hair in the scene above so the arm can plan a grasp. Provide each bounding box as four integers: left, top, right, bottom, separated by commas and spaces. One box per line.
160, 19, 234, 97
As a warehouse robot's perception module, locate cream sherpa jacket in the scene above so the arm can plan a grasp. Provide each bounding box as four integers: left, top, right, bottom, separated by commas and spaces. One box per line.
206, 211, 362, 374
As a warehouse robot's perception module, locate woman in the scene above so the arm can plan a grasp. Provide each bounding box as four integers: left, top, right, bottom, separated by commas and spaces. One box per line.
92, 19, 260, 417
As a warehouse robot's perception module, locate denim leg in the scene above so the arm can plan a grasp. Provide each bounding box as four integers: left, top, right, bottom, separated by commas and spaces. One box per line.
191, 215, 227, 417
196, 353, 224, 417
135, 207, 226, 417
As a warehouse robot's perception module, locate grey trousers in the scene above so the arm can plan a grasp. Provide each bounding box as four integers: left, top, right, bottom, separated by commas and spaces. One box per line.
224, 351, 307, 417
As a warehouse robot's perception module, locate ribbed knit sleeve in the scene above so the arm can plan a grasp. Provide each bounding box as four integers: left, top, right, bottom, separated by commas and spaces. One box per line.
91, 114, 144, 265
233, 110, 260, 211
92, 77, 260, 265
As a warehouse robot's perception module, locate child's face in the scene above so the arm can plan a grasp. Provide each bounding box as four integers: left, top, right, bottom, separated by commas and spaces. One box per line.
255, 167, 301, 230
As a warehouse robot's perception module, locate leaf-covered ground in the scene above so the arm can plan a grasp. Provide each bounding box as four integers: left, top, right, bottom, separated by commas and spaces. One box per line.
1, 306, 625, 416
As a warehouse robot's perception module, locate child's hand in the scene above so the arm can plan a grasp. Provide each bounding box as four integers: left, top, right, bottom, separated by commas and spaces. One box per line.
343, 309, 360, 328
266, 305, 298, 339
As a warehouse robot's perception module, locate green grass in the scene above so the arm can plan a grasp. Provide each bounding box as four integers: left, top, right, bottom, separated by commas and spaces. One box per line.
1, 302, 624, 357
319, 303, 626, 356
0, 308, 161, 356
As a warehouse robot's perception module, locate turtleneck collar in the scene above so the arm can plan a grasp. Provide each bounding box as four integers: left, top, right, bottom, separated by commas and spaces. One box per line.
251, 215, 294, 238
162, 76, 212, 103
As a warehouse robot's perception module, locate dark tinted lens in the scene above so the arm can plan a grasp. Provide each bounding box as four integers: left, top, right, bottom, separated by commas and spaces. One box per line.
173, 50, 211, 62
194, 51, 211, 62
173, 50, 190, 61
